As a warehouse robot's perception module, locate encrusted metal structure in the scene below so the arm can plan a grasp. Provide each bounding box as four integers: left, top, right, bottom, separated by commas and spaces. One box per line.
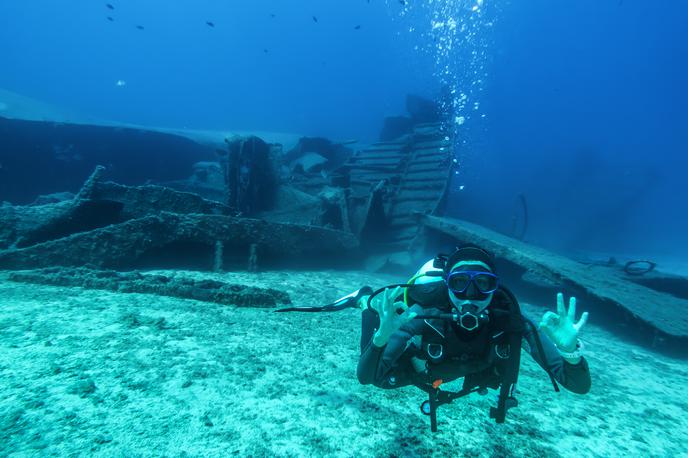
341, 122, 454, 252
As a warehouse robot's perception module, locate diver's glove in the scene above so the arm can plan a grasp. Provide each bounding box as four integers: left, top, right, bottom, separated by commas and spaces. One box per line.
371, 286, 417, 347
539, 292, 589, 360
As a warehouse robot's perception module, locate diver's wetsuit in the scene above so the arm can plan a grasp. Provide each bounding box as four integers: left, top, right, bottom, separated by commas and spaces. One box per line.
357, 303, 591, 394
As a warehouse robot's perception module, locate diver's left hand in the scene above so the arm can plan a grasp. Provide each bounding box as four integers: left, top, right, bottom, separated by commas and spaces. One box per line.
539, 292, 589, 352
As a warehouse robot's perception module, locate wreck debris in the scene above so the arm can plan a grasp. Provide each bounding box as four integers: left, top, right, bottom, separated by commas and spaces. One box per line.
291, 152, 328, 174
283, 137, 355, 206
75, 165, 105, 200
283, 137, 353, 172
7, 267, 291, 307
418, 214, 688, 355
624, 270, 688, 301
0, 167, 232, 250
0, 93, 455, 272
0, 167, 124, 249
248, 243, 258, 272
254, 185, 321, 226
30, 192, 75, 205
158, 161, 226, 202
213, 241, 224, 272
623, 260, 656, 276
0, 158, 360, 271
91, 180, 230, 219
0, 198, 123, 250
0, 212, 360, 271
314, 187, 350, 231
277, 111, 454, 249
343, 122, 453, 251
219, 136, 278, 216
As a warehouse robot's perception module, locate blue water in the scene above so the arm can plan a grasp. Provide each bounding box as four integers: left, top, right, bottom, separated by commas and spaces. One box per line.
1, 0, 686, 264
458, 0, 688, 262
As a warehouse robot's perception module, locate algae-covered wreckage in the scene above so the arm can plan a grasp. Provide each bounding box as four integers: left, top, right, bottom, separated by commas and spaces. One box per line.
1, 90, 687, 358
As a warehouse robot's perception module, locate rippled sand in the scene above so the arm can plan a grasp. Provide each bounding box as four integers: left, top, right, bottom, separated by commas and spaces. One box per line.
1, 269, 686, 457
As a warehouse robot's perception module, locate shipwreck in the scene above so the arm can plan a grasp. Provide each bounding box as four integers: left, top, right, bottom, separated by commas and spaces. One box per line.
1, 89, 687, 357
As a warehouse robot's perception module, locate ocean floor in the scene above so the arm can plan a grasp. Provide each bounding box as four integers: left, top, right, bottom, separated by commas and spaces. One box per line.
1, 269, 687, 457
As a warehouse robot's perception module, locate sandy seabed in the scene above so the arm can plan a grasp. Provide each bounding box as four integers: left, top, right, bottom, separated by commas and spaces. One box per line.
1, 269, 686, 458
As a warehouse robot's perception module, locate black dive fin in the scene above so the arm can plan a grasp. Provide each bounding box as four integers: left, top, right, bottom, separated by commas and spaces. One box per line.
275, 286, 373, 313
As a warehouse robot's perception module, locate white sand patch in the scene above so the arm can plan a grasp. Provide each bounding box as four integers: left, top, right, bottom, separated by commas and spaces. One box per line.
0, 269, 686, 457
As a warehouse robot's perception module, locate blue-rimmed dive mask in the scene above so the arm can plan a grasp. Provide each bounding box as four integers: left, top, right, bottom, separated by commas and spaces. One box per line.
446, 270, 499, 295
446, 261, 498, 330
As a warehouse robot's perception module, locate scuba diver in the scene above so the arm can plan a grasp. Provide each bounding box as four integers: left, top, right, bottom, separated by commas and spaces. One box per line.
278, 244, 591, 431
357, 244, 591, 431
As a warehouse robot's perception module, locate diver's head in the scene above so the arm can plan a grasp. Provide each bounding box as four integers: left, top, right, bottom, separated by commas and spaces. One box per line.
444, 245, 499, 330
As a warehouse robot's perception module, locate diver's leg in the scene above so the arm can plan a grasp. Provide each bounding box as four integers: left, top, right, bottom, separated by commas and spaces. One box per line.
360, 308, 380, 354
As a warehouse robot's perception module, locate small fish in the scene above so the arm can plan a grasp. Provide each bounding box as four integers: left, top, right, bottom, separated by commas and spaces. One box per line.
107, 16, 114, 22
136, 25, 145, 30
399, 0, 406, 4
270, 13, 276, 18
106, 3, 114, 10
312, 16, 318, 23
206, 21, 215, 28
263, 48, 269, 53
354, 25, 361, 30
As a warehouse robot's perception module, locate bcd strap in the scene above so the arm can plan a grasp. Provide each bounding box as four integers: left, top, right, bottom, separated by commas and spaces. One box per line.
489, 287, 524, 423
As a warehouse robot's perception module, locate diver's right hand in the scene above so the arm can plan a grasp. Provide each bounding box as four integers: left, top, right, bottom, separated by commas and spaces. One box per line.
372, 286, 417, 347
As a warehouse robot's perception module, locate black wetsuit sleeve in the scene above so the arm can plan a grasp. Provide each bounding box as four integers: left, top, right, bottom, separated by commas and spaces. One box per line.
522, 314, 591, 394
357, 305, 425, 389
